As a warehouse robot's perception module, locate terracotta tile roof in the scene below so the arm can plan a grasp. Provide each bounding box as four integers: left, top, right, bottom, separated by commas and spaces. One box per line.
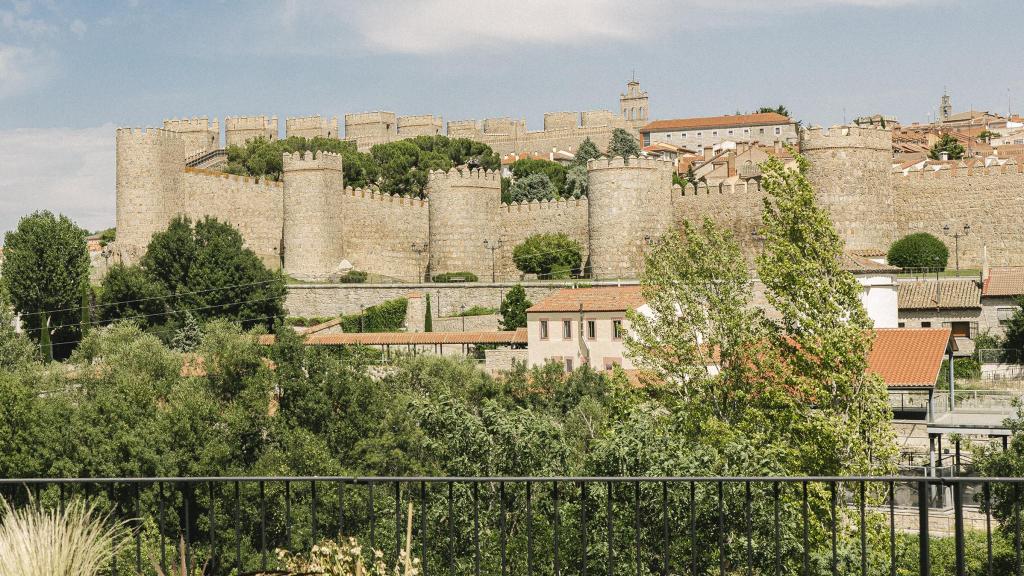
847, 248, 888, 258
842, 252, 901, 273
527, 286, 645, 313
258, 329, 527, 346
983, 267, 1024, 297
898, 280, 981, 310
298, 317, 342, 335
868, 328, 951, 388
640, 113, 792, 134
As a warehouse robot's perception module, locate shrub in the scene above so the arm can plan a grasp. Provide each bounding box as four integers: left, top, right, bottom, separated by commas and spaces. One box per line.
507, 173, 558, 203
937, 357, 982, 386
338, 270, 368, 283
887, 232, 949, 270
0, 498, 129, 576
341, 298, 408, 332
455, 306, 497, 317
513, 233, 583, 279
510, 158, 567, 193
499, 285, 532, 330
431, 272, 478, 283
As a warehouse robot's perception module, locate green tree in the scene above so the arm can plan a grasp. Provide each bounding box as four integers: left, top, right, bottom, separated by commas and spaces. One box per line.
607, 128, 641, 158
499, 285, 532, 330
98, 264, 170, 329
978, 129, 999, 143
510, 159, 567, 193
563, 164, 588, 198
507, 173, 558, 203
887, 232, 949, 270
929, 133, 966, 160
512, 233, 583, 279
0, 211, 89, 359
1001, 300, 1024, 361
0, 288, 38, 369
424, 294, 433, 332
757, 105, 790, 117
571, 138, 602, 167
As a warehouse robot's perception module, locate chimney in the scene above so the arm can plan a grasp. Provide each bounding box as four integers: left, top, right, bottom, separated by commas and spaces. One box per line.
940, 151, 950, 161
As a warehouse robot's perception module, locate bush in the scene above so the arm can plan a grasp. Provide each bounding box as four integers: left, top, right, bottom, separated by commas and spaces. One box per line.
510, 159, 567, 193
338, 270, 368, 283
340, 297, 408, 332
937, 357, 982, 386
431, 272, 478, 283
507, 173, 558, 204
512, 233, 583, 279
499, 285, 532, 330
887, 232, 949, 270
455, 306, 497, 317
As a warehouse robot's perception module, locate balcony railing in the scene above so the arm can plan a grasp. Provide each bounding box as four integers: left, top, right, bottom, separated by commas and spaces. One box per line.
0, 476, 1021, 576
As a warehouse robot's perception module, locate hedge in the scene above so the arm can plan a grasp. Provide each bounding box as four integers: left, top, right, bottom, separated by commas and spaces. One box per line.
340, 297, 408, 332
338, 270, 368, 283
431, 272, 479, 283
887, 232, 949, 270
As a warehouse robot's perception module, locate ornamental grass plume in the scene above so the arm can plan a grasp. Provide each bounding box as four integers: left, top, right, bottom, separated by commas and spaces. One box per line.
0, 497, 129, 576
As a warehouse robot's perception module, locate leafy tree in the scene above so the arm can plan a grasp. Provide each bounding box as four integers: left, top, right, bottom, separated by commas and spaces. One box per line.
572, 137, 602, 167
978, 129, 999, 143
887, 232, 949, 270
98, 264, 170, 329
510, 158, 567, 193
0, 288, 38, 369
758, 105, 790, 117
512, 233, 582, 279
976, 400, 1024, 538
0, 211, 88, 359
1001, 300, 1024, 362
563, 164, 588, 198
607, 128, 641, 158
929, 133, 966, 160
507, 173, 558, 203
424, 294, 433, 332
499, 285, 531, 330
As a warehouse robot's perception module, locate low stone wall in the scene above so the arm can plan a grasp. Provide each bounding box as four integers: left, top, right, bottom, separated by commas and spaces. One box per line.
285, 280, 639, 319
485, 348, 529, 374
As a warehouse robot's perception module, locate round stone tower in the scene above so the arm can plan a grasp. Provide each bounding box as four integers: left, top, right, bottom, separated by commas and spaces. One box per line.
115, 127, 188, 263
587, 156, 674, 279
800, 125, 896, 251
282, 151, 344, 280
426, 168, 501, 280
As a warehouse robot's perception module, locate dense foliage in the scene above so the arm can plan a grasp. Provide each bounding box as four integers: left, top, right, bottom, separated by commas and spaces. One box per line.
572, 138, 602, 167
506, 172, 559, 203
758, 105, 790, 117
1001, 301, 1024, 360
0, 211, 89, 360
99, 216, 286, 340
607, 128, 642, 158
431, 272, 479, 283
886, 232, 950, 270
929, 133, 966, 160
339, 297, 408, 332
226, 135, 500, 198
512, 233, 583, 279
510, 159, 567, 193
499, 285, 531, 330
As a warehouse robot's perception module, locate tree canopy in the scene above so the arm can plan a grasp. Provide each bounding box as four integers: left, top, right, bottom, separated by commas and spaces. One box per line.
608, 128, 642, 158
758, 105, 790, 117
506, 173, 559, 203
512, 233, 583, 279
499, 285, 531, 330
929, 133, 966, 160
887, 232, 949, 270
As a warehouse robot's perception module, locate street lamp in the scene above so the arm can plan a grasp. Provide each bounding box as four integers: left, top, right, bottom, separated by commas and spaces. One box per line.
411, 241, 428, 283
483, 239, 502, 283
942, 223, 971, 276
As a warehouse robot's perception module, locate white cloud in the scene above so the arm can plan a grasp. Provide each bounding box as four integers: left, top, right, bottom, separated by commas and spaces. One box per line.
0, 44, 53, 99
314, 0, 942, 54
0, 125, 115, 236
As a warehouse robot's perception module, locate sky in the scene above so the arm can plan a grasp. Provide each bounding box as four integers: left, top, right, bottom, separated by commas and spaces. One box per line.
1, 0, 1023, 235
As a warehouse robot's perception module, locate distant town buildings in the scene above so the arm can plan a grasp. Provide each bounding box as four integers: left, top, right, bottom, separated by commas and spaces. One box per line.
639, 112, 798, 149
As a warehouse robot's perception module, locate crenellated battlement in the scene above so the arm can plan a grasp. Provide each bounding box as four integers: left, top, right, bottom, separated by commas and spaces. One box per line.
586, 156, 674, 171
344, 186, 429, 207
427, 167, 501, 184
116, 127, 185, 143
163, 116, 218, 131
282, 150, 343, 172
800, 124, 892, 152
225, 115, 278, 130
681, 180, 763, 196
895, 158, 1022, 178
500, 196, 588, 212
182, 166, 283, 188
286, 115, 339, 139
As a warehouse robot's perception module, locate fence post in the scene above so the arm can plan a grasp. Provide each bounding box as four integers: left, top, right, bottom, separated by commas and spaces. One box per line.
919, 479, 930, 576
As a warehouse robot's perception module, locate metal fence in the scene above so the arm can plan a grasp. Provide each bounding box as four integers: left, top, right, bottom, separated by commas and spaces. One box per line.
0, 476, 1022, 576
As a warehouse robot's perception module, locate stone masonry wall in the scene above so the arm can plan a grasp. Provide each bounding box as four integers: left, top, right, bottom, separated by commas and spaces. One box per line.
673, 180, 767, 261
427, 169, 501, 279
177, 169, 284, 269
497, 197, 590, 281
892, 166, 1024, 267
339, 188, 429, 281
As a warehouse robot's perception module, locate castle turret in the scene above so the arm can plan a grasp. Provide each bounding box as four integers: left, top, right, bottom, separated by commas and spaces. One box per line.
800, 125, 896, 251
162, 117, 219, 155
282, 151, 344, 280
587, 157, 674, 279
285, 115, 339, 140
115, 128, 189, 262
426, 169, 501, 280
225, 116, 278, 147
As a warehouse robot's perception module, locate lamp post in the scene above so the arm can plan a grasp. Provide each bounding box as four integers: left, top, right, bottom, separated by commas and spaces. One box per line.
483, 239, 502, 283
411, 242, 428, 283
943, 223, 970, 276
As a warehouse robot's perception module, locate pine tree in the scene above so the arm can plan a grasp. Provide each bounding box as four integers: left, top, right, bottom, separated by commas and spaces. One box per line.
607, 128, 642, 159
171, 311, 203, 352
499, 285, 531, 331
424, 294, 433, 333
572, 138, 602, 167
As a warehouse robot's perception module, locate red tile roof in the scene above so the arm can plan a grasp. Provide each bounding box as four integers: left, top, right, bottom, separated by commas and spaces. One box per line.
868, 328, 951, 388
641, 113, 792, 134
983, 267, 1024, 297
258, 329, 527, 346
527, 286, 646, 313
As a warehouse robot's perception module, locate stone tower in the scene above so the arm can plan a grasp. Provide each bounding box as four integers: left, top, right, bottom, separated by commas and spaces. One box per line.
940, 91, 953, 122
800, 125, 897, 252
619, 79, 649, 126
115, 127, 189, 262
587, 157, 674, 279
162, 117, 219, 155
425, 168, 501, 280
282, 151, 344, 280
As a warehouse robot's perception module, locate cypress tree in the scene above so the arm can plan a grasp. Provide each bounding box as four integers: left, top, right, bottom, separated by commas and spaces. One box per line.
424, 294, 433, 332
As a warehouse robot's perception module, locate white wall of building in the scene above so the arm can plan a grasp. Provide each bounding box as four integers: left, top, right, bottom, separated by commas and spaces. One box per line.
859, 274, 899, 328
527, 309, 635, 370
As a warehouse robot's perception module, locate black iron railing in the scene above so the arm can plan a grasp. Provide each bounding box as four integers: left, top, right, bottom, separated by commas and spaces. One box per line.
1, 476, 1022, 576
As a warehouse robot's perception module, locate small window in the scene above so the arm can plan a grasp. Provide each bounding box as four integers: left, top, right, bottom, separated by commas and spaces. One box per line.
563, 320, 572, 339
612, 319, 624, 340
666, 133, 671, 138
950, 321, 971, 338
898, 322, 906, 328
712, 131, 718, 137
696, 132, 702, 138
540, 320, 549, 340
759, 128, 765, 135
921, 321, 932, 328
774, 127, 781, 135
728, 130, 734, 135
564, 358, 574, 372
587, 320, 596, 340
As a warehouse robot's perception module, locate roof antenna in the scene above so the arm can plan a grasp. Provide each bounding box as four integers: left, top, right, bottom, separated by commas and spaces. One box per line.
631, 69, 636, 82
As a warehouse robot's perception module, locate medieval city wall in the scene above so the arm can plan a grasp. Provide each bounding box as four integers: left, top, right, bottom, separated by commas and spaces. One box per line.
177, 168, 284, 268
338, 188, 429, 281
673, 180, 767, 260
225, 115, 278, 147
892, 164, 1024, 267
498, 197, 590, 280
